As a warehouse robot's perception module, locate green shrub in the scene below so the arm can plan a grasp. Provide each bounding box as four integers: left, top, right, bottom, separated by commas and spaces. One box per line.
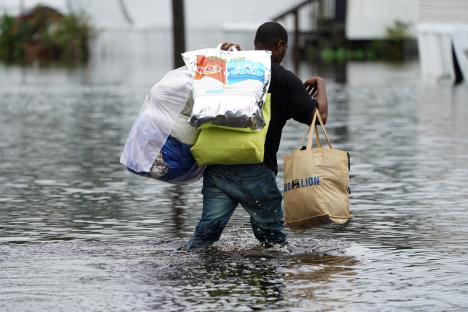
385, 20, 411, 42
0, 15, 15, 60
381, 20, 412, 61
0, 6, 94, 63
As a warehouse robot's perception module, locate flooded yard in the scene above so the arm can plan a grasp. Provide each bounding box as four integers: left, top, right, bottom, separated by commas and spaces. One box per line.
1, 59, 468, 311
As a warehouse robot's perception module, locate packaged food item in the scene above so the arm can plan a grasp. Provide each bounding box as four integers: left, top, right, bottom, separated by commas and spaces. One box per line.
182, 48, 271, 131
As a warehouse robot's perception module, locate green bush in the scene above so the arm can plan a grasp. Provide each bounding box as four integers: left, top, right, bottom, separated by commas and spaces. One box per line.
385, 20, 411, 42
48, 13, 94, 62
0, 15, 14, 59
380, 20, 412, 61
0, 6, 94, 63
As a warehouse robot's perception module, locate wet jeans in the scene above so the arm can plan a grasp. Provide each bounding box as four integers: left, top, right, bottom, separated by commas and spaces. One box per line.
187, 164, 286, 250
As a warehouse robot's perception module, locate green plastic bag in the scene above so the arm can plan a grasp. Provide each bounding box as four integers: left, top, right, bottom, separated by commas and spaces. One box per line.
191, 94, 271, 166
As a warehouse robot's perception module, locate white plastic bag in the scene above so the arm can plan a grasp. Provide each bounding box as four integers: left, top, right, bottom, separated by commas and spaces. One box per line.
182, 48, 271, 131
171, 114, 198, 145
120, 66, 203, 183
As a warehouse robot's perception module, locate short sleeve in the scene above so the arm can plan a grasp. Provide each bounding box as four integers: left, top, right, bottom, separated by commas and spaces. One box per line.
286, 71, 318, 125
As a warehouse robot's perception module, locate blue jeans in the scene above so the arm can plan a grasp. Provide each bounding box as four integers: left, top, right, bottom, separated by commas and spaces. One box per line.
187, 164, 286, 250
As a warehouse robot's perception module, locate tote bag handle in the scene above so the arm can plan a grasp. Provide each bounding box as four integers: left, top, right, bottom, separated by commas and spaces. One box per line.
300, 123, 321, 148
299, 109, 332, 150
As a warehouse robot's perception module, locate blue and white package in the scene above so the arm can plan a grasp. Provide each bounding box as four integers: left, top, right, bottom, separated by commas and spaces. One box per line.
182, 49, 271, 131
227, 60, 266, 84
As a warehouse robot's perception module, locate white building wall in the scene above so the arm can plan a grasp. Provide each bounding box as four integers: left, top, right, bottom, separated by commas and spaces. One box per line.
419, 0, 468, 24
346, 0, 419, 40
417, 0, 468, 84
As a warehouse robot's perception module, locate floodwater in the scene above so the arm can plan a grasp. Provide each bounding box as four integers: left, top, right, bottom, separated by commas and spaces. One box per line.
1, 57, 468, 311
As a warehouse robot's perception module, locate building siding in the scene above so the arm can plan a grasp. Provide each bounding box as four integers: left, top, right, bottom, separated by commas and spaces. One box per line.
346, 0, 418, 40
419, 0, 468, 23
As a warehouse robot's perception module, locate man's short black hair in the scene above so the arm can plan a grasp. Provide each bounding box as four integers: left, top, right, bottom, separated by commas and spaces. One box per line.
254, 21, 288, 49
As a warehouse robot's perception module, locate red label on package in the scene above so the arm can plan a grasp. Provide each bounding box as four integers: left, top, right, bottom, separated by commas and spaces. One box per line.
194, 55, 226, 84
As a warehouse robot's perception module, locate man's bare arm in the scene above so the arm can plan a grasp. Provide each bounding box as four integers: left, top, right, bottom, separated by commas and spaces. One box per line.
304, 77, 328, 125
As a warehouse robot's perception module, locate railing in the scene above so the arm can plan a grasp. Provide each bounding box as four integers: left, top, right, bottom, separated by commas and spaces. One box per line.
273, 0, 319, 71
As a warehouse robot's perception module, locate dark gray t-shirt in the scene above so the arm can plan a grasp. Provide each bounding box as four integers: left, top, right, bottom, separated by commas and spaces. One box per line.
264, 63, 318, 174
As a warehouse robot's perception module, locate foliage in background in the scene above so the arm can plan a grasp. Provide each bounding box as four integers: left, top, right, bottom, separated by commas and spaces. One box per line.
320, 47, 377, 62
0, 5, 94, 63
316, 20, 414, 63
377, 20, 413, 61
385, 20, 412, 42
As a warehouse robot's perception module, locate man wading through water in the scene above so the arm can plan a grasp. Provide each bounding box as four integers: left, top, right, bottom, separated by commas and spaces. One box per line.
187, 21, 328, 250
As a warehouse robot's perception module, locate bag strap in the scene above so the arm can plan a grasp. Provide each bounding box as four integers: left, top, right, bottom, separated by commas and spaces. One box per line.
314, 125, 321, 148
300, 124, 321, 148
306, 109, 332, 150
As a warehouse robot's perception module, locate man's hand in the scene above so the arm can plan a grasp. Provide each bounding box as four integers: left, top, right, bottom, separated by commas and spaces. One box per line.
220, 42, 241, 51
304, 77, 328, 125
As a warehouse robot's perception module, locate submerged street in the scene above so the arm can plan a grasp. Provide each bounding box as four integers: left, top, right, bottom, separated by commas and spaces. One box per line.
1, 59, 468, 310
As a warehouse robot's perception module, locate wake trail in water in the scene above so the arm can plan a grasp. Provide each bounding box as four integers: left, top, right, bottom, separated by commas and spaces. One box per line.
153, 228, 353, 258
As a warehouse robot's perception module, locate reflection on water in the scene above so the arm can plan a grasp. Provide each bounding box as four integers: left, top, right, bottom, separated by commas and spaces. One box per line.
1, 59, 468, 311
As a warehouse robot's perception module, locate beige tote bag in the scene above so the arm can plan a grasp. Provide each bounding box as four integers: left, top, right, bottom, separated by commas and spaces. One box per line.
284, 109, 351, 231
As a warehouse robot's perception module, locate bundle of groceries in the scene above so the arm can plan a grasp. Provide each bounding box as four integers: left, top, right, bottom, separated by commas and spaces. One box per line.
182, 48, 271, 132
120, 46, 272, 183
120, 66, 203, 184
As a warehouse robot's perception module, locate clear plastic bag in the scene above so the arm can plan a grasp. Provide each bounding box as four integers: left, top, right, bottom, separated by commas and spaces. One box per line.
182, 48, 271, 131
120, 66, 204, 184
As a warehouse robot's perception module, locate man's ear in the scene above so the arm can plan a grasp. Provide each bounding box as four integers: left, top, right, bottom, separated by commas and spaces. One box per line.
274, 41, 284, 54
271, 41, 283, 59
